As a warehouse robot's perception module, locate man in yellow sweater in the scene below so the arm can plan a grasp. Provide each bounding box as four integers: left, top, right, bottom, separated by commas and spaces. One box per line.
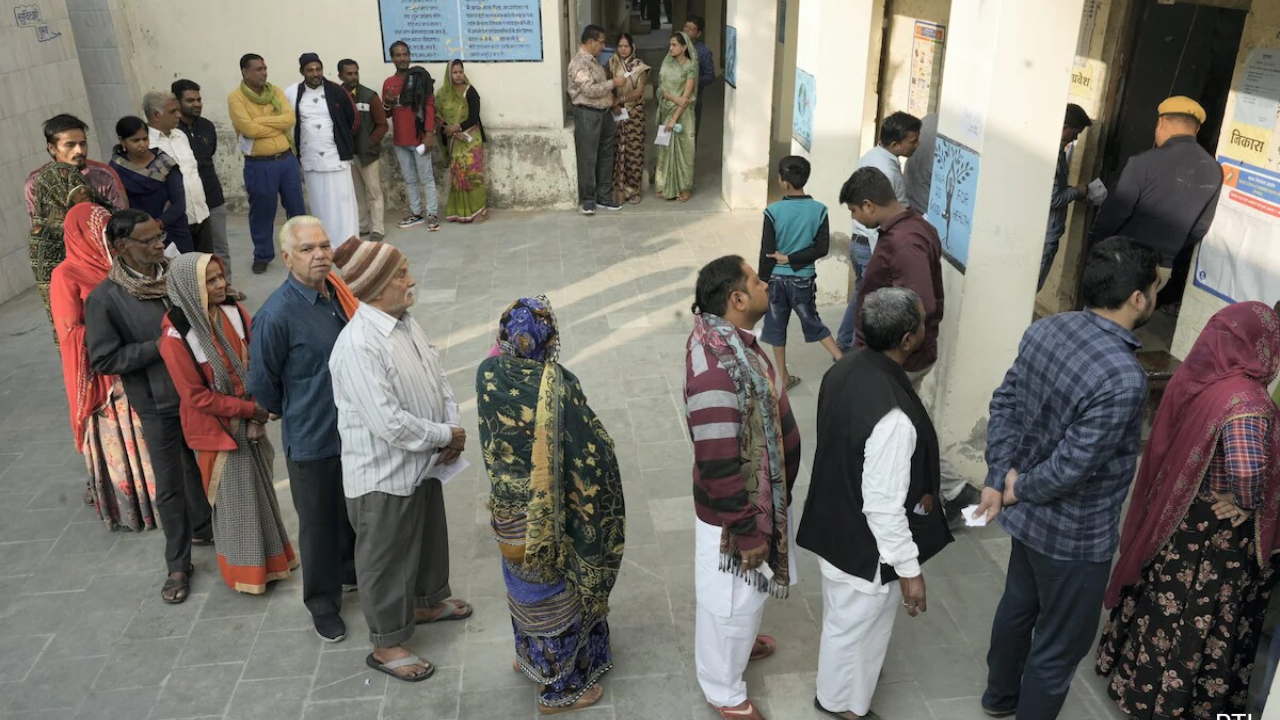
229, 53, 306, 274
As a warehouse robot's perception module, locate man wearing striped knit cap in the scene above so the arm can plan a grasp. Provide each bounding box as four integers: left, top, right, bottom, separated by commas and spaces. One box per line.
329, 238, 473, 683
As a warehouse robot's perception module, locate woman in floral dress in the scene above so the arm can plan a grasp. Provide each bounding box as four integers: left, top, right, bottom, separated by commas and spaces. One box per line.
1097, 301, 1280, 719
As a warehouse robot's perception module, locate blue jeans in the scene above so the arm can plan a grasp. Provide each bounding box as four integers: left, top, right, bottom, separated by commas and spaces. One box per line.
761, 276, 831, 346
1038, 231, 1063, 291
836, 239, 874, 349
393, 145, 439, 218
244, 155, 306, 264
984, 539, 1110, 720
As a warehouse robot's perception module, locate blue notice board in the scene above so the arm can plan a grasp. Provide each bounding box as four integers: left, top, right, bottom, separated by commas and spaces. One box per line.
379, 0, 544, 63
926, 134, 980, 271
724, 26, 738, 88
792, 68, 815, 151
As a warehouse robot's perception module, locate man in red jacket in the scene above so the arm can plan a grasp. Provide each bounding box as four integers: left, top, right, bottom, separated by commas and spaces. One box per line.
841, 167, 982, 526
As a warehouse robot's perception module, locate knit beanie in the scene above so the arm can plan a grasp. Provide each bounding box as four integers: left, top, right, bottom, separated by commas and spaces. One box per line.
332, 238, 406, 302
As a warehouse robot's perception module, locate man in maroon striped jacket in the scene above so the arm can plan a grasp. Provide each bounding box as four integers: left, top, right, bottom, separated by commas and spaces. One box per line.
684, 255, 802, 720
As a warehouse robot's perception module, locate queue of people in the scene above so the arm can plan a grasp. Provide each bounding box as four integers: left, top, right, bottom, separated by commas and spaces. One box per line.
15, 28, 1278, 720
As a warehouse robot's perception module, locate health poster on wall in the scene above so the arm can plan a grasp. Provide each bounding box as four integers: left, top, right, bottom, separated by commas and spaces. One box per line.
725, 26, 738, 88
926, 134, 980, 271
1194, 157, 1280, 306
908, 21, 946, 118
379, 0, 543, 63
792, 68, 815, 152
1233, 48, 1280, 130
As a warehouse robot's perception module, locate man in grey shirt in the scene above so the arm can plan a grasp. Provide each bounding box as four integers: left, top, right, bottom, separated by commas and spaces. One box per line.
904, 113, 938, 215
836, 111, 922, 351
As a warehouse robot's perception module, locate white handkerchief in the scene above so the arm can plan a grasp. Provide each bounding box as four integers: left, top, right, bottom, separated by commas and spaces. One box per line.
963, 504, 989, 527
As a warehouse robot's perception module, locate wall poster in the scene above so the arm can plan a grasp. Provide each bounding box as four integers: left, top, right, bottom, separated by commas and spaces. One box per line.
1194, 157, 1280, 306
378, 0, 543, 63
725, 25, 738, 88
1233, 48, 1280, 131
793, 68, 816, 152
926, 134, 980, 271
908, 20, 946, 118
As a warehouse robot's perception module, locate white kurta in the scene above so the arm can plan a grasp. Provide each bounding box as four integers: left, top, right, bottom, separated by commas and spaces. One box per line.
289, 83, 359, 243
148, 127, 209, 224
815, 408, 921, 716
694, 508, 798, 709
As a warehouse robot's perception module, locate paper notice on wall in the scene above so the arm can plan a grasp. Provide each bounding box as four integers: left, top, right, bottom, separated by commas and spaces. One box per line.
908, 21, 946, 118
1069, 60, 1097, 100
1194, 157, 1280, 306
1075, 0, 1103, 60
1233, 48, 1280, 130
1223, 122, 1273, 168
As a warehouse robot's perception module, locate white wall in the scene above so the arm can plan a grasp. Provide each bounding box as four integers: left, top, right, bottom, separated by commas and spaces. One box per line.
0, 1, 98, 304
721, 0, 778, 209
67, 0, 140, 159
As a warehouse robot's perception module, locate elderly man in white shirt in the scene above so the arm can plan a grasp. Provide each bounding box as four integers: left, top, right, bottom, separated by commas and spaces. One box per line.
145, 90, 212, 253
286, 53, 360, 246
835, 111, 922, 352
329, 238, 472, 684
796, 287, 953, 720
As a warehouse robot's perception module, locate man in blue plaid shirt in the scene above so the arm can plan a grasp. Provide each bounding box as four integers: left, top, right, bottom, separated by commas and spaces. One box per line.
973, 237, 1160, 720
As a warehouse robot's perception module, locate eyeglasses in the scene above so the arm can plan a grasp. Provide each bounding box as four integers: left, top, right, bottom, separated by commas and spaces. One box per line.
130, 231, 167, 246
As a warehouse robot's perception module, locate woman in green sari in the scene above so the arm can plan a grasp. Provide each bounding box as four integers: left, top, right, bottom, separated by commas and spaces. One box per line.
477, 296, 626, 715
438, 59, 488, 222
655, 31, 698, 203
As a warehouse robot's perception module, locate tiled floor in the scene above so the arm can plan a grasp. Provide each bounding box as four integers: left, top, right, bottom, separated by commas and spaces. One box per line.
0, 199, 1170, 720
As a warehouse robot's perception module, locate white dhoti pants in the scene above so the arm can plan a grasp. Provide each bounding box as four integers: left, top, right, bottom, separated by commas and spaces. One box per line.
303, 168, 360, 245
815, 559, 901, 716
693, 512, 798, 709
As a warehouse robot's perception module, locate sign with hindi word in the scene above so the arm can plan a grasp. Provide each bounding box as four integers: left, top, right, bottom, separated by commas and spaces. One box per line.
926, 134, 980, 272
379, 0, 543, 63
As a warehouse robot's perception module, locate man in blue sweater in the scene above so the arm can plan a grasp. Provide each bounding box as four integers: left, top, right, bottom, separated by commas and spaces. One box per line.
759, 156, 843, 390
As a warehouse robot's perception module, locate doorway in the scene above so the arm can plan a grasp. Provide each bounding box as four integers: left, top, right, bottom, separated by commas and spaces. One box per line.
1102, 0, 1246, 315
1097, 0, 1246, 345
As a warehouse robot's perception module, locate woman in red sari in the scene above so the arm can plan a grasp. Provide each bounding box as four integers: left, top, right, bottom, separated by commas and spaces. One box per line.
49, 203, 157, 530
1097, 301, 1280, 719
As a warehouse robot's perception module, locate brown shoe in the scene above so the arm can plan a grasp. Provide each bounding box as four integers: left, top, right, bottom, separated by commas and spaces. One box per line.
538, 685, 604, 715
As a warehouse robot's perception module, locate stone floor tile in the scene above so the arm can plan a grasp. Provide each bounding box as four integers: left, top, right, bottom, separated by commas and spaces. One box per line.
608, 623, 686, 680
0, 654, 103, 713
39, 610, 133, 662
92, 637, 182, 691
241, 629, 322, 681
71, 686, 160, 720
647, 496, 695, 533
175, 615, 262, 667
260, 589, 314, 633
460, 639, 532, 693
381, 666, 460, 720
22, 552, 111, 593
195, 583, 273, 621
0, 635, 51, 682
610, 673, 696, 720
457, 685, 538, 719
0, 540, 54, 577
121, 591, 206, 641
48, 521, 117, 557
224, 677, 310, 720
300, 698, 382, 720
897, 643, 988, 701
148, 662, 244, 719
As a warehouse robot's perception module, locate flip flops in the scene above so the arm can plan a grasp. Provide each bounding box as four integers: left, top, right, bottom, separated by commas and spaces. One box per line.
749, 634, 776, 662
366, 653, 434, 683
414, 598, 473, 624
786, 375, 803, 390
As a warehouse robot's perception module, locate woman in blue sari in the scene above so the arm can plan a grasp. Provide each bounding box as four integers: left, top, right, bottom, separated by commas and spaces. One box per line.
109, 116, 193, 252
477, 296, 626, 715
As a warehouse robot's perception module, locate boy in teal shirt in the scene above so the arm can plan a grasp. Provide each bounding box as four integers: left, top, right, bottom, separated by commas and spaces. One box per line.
759, 156, 843, 389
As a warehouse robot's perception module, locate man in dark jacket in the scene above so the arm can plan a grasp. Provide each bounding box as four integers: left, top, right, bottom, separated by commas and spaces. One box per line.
286, 53, 360, 245
798, 286, 952, 720
841, 167, 983, 527
1090, 96, 1223, 303
86, 208, 212, 605
338, 59, 389, 241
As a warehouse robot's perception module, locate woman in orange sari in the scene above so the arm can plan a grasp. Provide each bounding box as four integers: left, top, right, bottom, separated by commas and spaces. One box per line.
158, 252, 297, 594
49, 203, 157, 530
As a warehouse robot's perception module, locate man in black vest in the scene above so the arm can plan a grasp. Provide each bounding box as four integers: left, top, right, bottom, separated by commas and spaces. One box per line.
797, 286, 953, 720
338, 59, 389, 241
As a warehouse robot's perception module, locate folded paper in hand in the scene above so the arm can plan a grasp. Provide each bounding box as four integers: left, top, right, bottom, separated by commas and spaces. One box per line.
1087, 178, 1108, 204
613, 107, 629, 123
655, 126, 672, 146
963, 504, 989, 527
423, 455, 469, 486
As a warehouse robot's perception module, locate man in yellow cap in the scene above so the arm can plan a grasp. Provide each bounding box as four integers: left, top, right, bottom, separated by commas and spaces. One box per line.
1090, 96, 1223, 300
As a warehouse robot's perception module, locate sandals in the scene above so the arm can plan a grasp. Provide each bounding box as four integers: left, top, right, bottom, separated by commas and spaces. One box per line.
161, 566, 194, 604
749, 634, 776, 662
813, 697, 882, 720
366, 653, 434, 683
414, 598, 473, 624
785, 376, 803, 390
710, 700, 766, 720
538, 685, 604, 715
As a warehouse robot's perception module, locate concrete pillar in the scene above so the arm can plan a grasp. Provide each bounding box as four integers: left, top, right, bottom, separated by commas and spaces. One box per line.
722, 0, 778, 209
925, 0, 1085, 477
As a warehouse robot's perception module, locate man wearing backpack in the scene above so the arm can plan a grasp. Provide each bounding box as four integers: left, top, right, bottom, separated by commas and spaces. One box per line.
383, 40, 440, 232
